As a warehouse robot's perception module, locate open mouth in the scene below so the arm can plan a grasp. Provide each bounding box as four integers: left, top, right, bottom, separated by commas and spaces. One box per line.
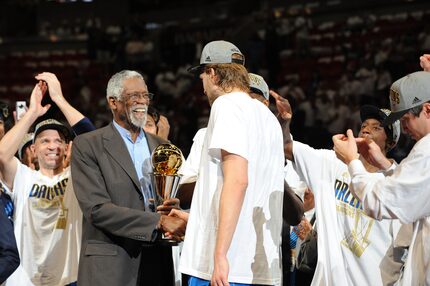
46, 153, 60, 159
132, 108, 147, 117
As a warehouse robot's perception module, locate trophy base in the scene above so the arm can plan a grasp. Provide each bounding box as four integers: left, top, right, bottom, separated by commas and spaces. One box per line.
156, 231, 179, 246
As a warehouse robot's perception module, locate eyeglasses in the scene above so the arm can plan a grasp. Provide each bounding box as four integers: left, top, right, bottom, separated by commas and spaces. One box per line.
122, 92, 154, 102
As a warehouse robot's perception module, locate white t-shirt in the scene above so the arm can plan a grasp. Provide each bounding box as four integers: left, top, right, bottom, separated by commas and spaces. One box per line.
348, 133, 430, 285
179, 92, 285, 285
6, 158, 81, 286
292, 141, 404, 286
179, 128, 207, 184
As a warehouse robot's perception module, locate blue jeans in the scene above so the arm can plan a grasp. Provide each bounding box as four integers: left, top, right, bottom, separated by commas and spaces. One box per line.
188, 276, 271, 286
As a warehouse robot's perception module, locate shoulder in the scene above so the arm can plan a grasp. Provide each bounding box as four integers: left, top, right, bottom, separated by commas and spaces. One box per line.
146, 132, 168, 145
74, 125, 112, 144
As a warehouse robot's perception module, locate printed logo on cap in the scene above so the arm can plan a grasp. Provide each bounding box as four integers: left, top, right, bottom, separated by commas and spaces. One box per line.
390, 88, 400, 105
412, 97, 421, 105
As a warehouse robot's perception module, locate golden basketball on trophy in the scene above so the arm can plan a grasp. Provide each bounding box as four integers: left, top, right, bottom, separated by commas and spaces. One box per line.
150, 143, 183, 245
152, 143, 183, 176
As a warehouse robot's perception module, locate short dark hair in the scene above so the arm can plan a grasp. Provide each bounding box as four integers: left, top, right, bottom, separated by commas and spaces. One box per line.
409, 100, 430, 117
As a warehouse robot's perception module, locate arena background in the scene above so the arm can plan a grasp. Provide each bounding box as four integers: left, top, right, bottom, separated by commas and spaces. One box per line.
1, 0, 430, 160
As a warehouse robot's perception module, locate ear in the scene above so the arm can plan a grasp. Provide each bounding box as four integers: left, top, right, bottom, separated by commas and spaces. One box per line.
423, 102, 430, 119
30, 143, 36, 154
208, 68, 216, 79
108, 97, 117, 110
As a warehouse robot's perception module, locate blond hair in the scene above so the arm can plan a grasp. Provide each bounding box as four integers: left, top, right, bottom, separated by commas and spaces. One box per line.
204, 63, 250, 94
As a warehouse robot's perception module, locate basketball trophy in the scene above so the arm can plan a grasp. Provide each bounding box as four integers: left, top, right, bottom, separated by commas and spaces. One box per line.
149, 143, 183, 244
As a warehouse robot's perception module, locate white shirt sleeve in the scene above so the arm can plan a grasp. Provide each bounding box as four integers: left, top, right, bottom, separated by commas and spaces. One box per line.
348, 138, 430, 224
208, 97, 249, 161
179, 128, 207, 184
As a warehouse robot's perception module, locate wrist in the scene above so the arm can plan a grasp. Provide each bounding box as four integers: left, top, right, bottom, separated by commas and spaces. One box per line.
381, 159, 393, 171
157, 214, 165, 230
346, 153, 359, 164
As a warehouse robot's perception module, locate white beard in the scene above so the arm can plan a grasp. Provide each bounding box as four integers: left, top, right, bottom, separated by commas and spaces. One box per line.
129, 105, 148, 129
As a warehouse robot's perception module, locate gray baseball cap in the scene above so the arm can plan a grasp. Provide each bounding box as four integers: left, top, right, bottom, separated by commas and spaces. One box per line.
188, 40, 245, 74
360, 105, 400, 150
249, 73, 269, 100
384, 71, 430, 125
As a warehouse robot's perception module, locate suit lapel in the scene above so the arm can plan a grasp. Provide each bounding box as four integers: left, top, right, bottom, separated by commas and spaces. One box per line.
145, 132, 162, 152
103, 123, 141, 191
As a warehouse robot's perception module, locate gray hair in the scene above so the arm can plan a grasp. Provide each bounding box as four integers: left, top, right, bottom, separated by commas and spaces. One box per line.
106, 70, 144, 101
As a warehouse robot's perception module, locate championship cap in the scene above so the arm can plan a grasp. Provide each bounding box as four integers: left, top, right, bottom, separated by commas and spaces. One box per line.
33, 119, 71, 143
188, 40, 245, 74
384, 71, 430, 125
18, 132, 34, 160
360, 105, 401, 150
249, 73, 269, 100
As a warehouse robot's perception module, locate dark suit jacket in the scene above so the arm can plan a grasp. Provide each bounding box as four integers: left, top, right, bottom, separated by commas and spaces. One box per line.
71, 123, 173, 286
0, 196, 20, 284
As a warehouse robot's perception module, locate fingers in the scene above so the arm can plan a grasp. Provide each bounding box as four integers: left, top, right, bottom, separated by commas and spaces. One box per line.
168, 209, 189, 222
162, 198, 179, 206
420, 54, 430, 72
269, 90, 281, 100
332, 133, 347, 143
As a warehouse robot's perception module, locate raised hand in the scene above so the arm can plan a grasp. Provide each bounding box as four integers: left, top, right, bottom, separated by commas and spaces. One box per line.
269, 90, 292, 121
356, 137, 392, 170
157, 115, 170, 140
332, 129, 359, 164
420, 54, 430, 72
28, 84, 50, 117
35, 72, 65, 105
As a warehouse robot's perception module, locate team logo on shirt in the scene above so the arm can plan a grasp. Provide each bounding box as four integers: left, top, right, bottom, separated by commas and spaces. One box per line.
29, 178, 69, 229
334, 173, 374, 257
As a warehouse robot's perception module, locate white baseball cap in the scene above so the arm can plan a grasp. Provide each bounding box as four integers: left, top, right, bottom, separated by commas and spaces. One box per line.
249, 73, 269, 100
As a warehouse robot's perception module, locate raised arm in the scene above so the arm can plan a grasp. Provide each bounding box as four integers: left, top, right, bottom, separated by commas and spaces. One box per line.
0, 84, 50, 188
35, 72, 86, 127
270, 90, 294, 161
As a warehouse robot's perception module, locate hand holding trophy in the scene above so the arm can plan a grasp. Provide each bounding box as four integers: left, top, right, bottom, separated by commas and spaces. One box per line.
150, 143, 183, 244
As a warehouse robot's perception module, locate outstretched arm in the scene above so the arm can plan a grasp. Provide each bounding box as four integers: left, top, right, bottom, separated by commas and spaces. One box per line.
270, 90, 294, 161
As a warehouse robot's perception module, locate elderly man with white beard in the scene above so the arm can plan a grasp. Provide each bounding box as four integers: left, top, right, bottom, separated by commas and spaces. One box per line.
71, 70, 186, 286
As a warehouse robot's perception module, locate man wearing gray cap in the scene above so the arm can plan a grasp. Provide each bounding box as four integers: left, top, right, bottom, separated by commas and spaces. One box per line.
333, 70, 430, 285
175, 40, 285, 286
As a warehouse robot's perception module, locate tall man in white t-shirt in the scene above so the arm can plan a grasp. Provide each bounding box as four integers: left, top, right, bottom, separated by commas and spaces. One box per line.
271, 90, 408, 285
333, 71, 430, 285
0, 72, 93, 286
170, 41, 285, 286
